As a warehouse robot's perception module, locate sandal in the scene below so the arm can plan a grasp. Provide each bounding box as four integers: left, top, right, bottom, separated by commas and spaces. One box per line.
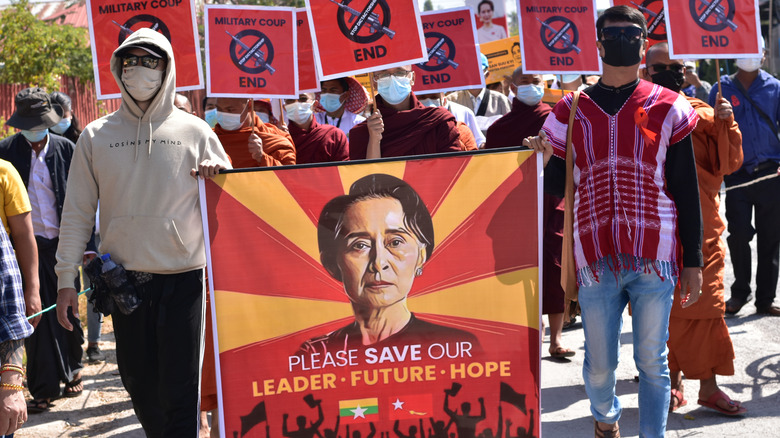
549, 346, 576, 360
669, 388, 687, 412
27, 398, 52, 414
698, 389, 747, 416
63, 377, 83, 398
594, 421, 620, 438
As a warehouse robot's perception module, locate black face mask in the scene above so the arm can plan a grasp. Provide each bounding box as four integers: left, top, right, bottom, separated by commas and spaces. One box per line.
650, 69, 685, 93
600, 36, 643, 67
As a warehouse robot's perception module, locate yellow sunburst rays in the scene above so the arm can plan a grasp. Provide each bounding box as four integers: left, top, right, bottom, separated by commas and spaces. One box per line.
211, 151, 537, 353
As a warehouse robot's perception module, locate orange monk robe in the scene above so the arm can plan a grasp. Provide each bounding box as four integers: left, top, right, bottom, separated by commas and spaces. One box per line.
667, 96, 743, 380
214, 113, 296, 168
457, 121, 478, 151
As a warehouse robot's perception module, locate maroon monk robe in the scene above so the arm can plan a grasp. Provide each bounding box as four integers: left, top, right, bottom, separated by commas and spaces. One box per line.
288, 117, 349, 164
349, 93, 461, 159
484, 98, 552, 149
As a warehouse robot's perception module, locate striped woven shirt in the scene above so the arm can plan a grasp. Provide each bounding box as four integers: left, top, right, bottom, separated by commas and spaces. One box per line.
0, 220, 33, 343
542, 79, 699, 284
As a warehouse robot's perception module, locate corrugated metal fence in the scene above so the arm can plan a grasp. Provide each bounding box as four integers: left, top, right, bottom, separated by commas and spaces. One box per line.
1, 76, 207, 134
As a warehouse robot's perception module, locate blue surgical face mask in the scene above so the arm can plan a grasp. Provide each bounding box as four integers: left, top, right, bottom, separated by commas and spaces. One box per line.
419, 98, 441, 108
50, 117, 72, 135
258, 112, 270, 124
21, 129, 48, 143
377, 75, 412, 105
515, 84, 545, 106
285, 102, 313, 125
204, 108, 217, 128
561, 74, 581, 84
319, 93, 344, 113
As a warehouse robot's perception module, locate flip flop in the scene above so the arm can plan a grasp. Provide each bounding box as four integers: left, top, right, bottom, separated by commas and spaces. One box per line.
27, 398, 52, 414
669, 388, 687, 412
549, 346, 576, 359
63, 377, 83, 398
697, 390, 747, 416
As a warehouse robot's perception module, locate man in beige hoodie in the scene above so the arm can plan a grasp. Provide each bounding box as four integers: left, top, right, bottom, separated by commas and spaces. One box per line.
54, 29, 230, 436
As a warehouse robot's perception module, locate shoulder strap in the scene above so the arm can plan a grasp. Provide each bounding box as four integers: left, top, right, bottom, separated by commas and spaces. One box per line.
730, 74, 780, 137
476, 91, 490, 116
561, 91, 581, 300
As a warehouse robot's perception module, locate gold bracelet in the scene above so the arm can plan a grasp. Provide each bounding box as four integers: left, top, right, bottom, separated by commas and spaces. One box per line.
0, 383, 24, 391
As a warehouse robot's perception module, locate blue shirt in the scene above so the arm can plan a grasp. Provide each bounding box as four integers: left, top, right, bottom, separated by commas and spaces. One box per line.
709, 71, 780, 171
0, 222, 33, 344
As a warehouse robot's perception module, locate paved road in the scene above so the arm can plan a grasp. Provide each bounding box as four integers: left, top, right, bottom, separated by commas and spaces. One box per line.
541, 198, 780, 437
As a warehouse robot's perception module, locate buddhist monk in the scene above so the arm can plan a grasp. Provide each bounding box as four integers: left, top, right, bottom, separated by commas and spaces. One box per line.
285, 93, 349, 164
214, 97, 296, 167
349, 66, 461, 159
643, 42, 745, 416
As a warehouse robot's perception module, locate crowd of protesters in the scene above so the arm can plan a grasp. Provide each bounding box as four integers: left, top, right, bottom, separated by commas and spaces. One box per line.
0, 4, 778, 438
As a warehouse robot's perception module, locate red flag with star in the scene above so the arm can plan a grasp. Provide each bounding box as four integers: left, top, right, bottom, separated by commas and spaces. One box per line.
388, 394, 434, 420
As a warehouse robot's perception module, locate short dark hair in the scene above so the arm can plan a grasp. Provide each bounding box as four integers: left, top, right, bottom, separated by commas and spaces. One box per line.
596, 5, 647, 40
49, 91, 72, 112
317, 174, 434, 281
511, 42, 520, 52
478, 0, 494, 12
320, 78, 350, 94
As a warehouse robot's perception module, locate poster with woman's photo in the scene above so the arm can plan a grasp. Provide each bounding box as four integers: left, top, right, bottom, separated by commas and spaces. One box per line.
200, 149, 542, 438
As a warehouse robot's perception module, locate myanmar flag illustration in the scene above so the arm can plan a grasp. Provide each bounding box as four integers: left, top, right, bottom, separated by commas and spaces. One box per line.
339, 398, 379, 423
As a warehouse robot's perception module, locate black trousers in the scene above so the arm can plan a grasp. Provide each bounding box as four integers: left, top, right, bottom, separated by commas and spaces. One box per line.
725, 165, 780, 310
112, 269, 204, 438
25, 236, 83, 400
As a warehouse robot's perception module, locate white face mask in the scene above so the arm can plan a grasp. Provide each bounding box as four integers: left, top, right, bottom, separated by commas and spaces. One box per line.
735, 57, 763, 72
216, 111, 244, 131
121, 66, 164, 102
514, 84, 545, 106
285, 102, 313, 125
419, 98, 441, 108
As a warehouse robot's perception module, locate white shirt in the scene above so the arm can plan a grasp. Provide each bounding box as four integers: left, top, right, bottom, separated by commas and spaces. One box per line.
446, 101, 486, 147
314, 111, 366, 138
27, 137, 59, 238
468, 88, 487, 113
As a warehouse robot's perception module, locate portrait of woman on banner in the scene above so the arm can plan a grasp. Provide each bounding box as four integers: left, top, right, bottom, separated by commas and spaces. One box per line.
298, 174, 480, 354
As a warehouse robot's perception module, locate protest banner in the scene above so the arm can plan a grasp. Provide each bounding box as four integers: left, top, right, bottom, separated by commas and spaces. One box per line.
466, 0, 509, 44
86, 0, 202, 99
201, 149, 542, 438
663, 0, 762, 59
297, 8, 320, 93
305, 0, 427, 80
517, 0, 601, 74
612, 0, 667, 47
412, 8, 485, 95
480, 37, 521, 85
205, 5, 298, 98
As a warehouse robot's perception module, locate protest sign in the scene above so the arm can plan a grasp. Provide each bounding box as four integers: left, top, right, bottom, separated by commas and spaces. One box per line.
664, 0, 762, 59
86, 0, 202, 99
480, 37, 521, 85
201, 149, 542, 438
466, 0, 509, 44
412, 8, 485, 95
611, 0, 667, 47
305, 0, 427, 80
517, 0, 601, 74
297, 8, 320, 93
205, 5, 298, 98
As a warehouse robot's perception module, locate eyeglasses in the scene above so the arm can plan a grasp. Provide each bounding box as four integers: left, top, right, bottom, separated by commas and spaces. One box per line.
600, 26, 645, 41
374, 70, 412, 80
122, 55, 162, 69
650, 63, 685, 73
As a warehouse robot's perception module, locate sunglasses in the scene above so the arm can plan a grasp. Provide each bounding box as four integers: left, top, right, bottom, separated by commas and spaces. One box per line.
600, 26, 645, 41
650, 63, 685, 72
122, 55, 162, 69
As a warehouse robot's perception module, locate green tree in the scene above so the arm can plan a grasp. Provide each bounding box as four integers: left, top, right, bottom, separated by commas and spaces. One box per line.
508, 11, 518, 37
0, 0, 93, 89
424, 0, 434, 11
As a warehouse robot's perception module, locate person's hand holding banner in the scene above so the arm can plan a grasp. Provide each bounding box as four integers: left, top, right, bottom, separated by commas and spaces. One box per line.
364, 110, 384, 159
249, 133, 265, 162
523, 130, 553, 167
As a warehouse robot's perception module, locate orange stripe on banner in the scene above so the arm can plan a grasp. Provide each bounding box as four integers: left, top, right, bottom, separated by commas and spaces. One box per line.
408, 267, 539, 330
432, 150, 534, 247
214, 172, 320, 261
214, 290, 352, 353
337, 161, 408, 195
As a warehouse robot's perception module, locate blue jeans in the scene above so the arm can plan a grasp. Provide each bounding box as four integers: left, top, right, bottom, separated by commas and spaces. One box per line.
578, 259, 676, 438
